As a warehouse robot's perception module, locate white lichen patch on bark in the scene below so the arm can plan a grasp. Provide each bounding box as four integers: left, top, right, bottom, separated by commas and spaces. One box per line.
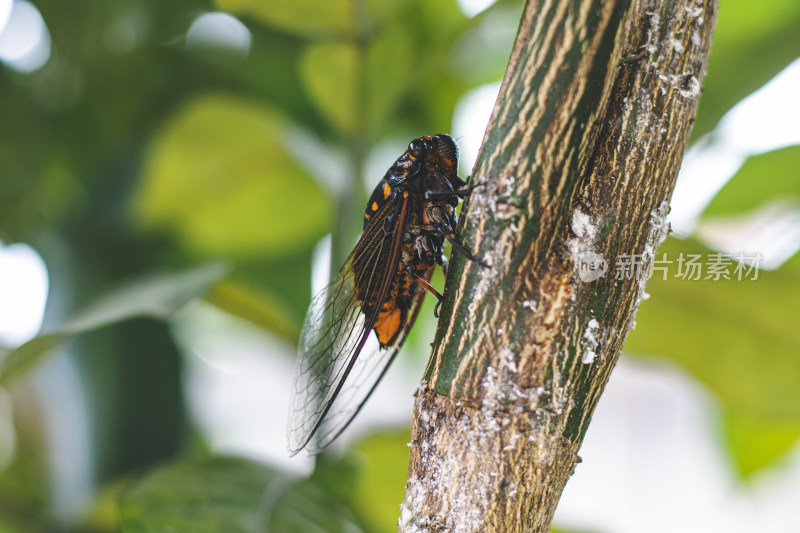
643, 11, 661, 56
683, 5, 704, 23
668, 37, 684, 53
570, 209, 597, 244
569, 208, 608, 283
581, 317, 601, 364
631, 200, 671, 317
466, 240, 497, 318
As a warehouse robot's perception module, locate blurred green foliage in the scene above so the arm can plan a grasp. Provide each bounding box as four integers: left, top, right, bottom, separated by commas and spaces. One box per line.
120, 455, 367, 533
0, 0, 798, 531
136, 95, 330, 257
628, 238, 800, 418
626, 237, 800, 476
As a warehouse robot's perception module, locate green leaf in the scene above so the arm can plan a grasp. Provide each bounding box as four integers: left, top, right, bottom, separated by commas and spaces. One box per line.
120, 456, 277, 533
120, 455, 366, 533
134, 94, 330, 258
702, 145, 800, 218
0, 262, 228, 383
203, 280, 300, 344
625, 238, 800, 419
693, 1, 800, 139
299, 43, 359, 135
721, 408, 800, 479
265, 478, 367, 533
214, 0, 352, 38
348, 431, 411, 533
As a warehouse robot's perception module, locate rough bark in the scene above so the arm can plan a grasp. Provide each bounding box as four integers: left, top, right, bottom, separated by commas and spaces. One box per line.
400, 0, 717, 531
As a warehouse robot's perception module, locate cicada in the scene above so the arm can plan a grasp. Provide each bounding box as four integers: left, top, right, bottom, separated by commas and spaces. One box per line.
287, 134, 482, 455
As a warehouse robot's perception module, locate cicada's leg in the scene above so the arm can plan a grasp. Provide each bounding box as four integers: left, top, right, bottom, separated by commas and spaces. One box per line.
443, 233, 489, 269
424, 180, 483, 201
407, 265, 445, 317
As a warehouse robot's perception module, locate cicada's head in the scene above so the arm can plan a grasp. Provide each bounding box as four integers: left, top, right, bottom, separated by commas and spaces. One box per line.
406, 134, 460, 183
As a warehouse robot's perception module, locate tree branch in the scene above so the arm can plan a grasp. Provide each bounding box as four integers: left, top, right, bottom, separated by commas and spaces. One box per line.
400, 0, 717, 530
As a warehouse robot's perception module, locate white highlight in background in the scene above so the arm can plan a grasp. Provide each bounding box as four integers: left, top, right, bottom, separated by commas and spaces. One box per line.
717, 58, 800, 154
0, 242, 48, 346
0, 0, 51, 73
456, 0, 498, 18
175, 302, 312, 474
452, 82, 501, 173
0, 0, 12, 35
186, 12, 251, 57
310, 234, 332, 298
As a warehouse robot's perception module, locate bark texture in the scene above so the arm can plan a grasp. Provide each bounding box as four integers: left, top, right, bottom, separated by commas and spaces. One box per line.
400, 0, 717, 531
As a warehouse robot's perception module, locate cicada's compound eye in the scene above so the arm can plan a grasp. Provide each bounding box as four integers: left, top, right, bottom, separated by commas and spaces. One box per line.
408, 138, 427, 158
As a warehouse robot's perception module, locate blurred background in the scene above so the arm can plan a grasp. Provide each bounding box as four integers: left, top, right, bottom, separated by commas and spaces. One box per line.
0, 0, 798, 531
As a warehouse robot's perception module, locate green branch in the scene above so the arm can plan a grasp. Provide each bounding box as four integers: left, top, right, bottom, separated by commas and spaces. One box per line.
402, 0, 718, 530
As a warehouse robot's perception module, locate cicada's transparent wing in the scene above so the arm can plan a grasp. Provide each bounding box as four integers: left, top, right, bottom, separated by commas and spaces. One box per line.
286, 275, 392, 454
287, 199, 407, 455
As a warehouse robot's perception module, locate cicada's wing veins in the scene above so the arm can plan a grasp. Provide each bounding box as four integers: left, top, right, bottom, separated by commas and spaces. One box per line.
287, 198, 409, 455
